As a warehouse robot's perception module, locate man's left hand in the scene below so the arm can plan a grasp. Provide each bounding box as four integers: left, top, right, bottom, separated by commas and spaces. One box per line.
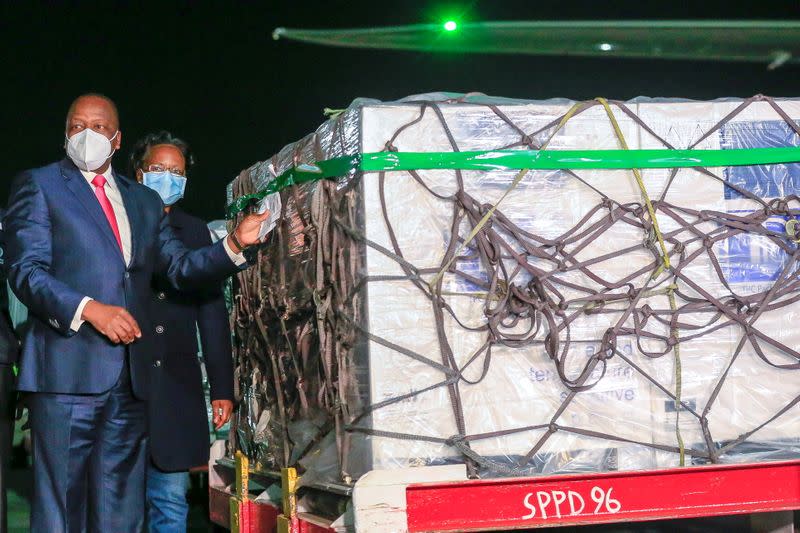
212, 399, 234, 430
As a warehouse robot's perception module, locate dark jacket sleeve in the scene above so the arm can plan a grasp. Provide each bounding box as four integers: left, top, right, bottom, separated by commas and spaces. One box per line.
198, 291, 234, 401
0, 209, 19, 366
194, 227, 234, 401
0, 315, 18, 367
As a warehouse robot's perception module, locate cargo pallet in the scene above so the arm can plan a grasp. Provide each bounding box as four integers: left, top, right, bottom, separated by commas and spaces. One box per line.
207, 442, 799, 532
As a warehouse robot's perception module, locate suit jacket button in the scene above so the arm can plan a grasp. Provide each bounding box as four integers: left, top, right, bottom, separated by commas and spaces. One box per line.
155, 325, 165, 334
153, 360, 162, 367
124, 272, 130, 279
158, 292, 166, 300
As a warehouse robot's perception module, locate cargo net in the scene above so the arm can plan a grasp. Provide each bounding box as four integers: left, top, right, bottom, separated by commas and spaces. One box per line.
228, 95, 800, 482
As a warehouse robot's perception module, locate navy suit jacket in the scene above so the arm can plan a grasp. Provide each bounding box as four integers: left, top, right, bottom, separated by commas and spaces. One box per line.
148, 207, 233, 470
4, 159, 242, 399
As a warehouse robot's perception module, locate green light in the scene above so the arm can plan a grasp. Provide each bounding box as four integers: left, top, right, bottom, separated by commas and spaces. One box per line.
443, 20, 458, 31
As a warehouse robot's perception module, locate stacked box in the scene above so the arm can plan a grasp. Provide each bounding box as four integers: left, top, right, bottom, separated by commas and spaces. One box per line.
227, 94, 800, 484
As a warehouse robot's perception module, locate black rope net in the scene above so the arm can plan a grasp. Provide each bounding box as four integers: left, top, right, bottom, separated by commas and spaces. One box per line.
226, 94, 800, 483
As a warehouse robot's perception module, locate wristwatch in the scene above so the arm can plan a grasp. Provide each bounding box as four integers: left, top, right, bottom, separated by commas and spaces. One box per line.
229, 231, 247, 253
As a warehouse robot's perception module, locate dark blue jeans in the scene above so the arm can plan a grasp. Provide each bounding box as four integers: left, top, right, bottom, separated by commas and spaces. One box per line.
146, 463, 189, 533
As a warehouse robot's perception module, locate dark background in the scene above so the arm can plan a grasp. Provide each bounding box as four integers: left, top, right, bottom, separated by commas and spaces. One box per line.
1, 0, 799, 221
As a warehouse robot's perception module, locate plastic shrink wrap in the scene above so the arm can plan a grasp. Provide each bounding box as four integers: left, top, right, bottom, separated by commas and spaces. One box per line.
225, 93, 800, 486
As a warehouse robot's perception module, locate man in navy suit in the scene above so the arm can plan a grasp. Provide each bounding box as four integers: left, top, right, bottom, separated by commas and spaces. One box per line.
4, 94, 268, 532
127, 131, 234, 532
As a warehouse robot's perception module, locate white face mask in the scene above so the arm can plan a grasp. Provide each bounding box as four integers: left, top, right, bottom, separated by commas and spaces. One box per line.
65, 129, 118, 171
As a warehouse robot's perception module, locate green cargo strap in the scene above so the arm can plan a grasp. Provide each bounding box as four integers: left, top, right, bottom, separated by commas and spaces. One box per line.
226, 155, 357, 218
226, 147, 800, 218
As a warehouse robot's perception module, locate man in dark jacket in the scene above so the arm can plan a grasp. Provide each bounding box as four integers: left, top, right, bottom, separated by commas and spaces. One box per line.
0, 209, 19, 533
5, 95, 268, 532
129, 131, 234, 532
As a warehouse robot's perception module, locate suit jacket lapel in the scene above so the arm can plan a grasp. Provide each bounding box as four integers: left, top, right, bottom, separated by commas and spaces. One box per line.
116, 173, 140, 268
167, 208, 186, 239
60, 159, 125, 264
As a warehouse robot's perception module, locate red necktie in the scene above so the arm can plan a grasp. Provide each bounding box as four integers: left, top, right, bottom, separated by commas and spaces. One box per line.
91, 174, 123, 252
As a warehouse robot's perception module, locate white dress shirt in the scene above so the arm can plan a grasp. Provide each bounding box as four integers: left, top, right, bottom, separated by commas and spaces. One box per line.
70, 167, 245, 331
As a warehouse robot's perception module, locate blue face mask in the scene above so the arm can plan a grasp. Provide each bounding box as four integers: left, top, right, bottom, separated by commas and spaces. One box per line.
142, 171, 187, 206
